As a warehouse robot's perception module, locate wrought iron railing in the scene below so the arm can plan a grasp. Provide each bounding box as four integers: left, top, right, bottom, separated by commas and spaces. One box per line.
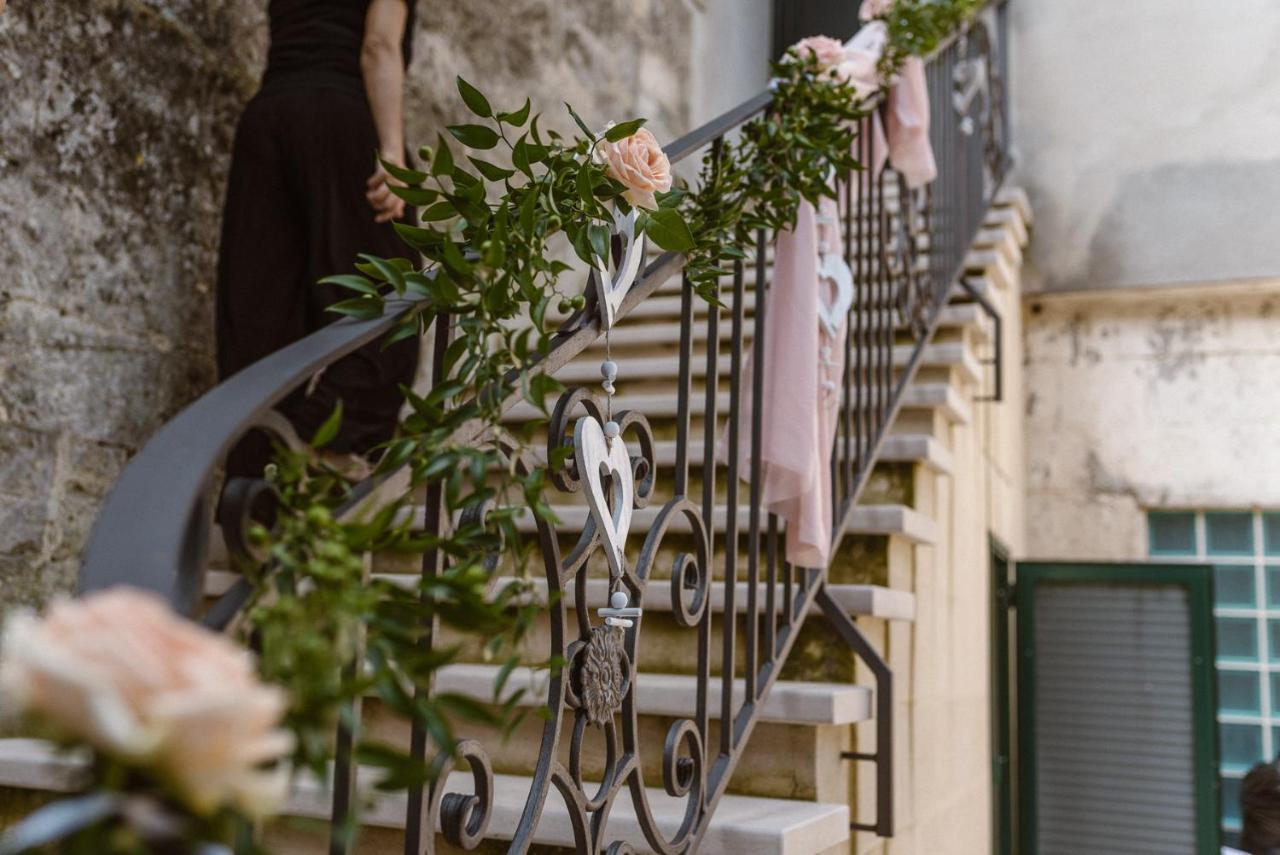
78, 3, 1009, 851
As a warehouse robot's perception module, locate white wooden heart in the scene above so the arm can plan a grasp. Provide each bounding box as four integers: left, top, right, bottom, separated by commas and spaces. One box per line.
817, 252, 855, 339
593, 206, 646, 331
574, 416, 634, 577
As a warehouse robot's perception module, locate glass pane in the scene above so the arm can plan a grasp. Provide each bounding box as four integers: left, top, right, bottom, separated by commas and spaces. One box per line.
1266, 566, 1280, 608
1270, 621, 1280, 659
1218, 618, 1260, 661
1216, 565, 1257, 607
1220, 670, 1262, 714
1222, 774, 1243, 825
1207, 512, 1255, 556
1265, 513, 1280, 557
1149, 511, 1197, 555
1221, 723, 1264, 769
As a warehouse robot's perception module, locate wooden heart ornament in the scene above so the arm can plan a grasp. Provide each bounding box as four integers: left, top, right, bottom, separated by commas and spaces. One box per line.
592, 206, 646, 330
574, 416, 634, 577
817, 252, 855, 340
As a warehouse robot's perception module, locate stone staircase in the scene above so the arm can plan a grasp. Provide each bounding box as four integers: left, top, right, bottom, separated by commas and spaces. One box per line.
0, 187, 1030, 854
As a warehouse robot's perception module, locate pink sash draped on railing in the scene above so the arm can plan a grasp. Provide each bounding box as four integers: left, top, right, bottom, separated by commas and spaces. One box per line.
734, 15, 936, 568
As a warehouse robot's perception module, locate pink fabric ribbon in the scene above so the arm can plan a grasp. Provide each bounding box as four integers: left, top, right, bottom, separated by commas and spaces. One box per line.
732, 21, 936, 568
735, 196, 846, 568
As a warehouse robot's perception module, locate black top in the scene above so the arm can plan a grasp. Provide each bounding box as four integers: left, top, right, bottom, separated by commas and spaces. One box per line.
262, 0, 416, 93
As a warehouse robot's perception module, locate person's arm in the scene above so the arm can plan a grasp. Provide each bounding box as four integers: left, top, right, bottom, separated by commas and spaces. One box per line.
362, 0, 409, 223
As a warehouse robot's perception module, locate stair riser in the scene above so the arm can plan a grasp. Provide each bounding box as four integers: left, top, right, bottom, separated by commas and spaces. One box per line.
359, 704, 851, 801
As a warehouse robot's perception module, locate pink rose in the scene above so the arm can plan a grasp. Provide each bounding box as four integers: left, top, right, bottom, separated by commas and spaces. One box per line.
860, 0, 895, 20
596, 126, 672, 211
0, 588, 293, 817
791, 35, 846, 71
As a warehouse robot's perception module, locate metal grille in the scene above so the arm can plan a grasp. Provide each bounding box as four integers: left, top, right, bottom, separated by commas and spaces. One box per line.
1031, 582, 1198, 854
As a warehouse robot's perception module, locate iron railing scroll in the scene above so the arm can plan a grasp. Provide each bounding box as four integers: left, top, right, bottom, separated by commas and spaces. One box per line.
77, 2, 1010, 851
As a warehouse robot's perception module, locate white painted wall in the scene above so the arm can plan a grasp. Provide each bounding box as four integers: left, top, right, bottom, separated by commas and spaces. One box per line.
1022, 280, 1280, 559
1010, 0, 1280, 293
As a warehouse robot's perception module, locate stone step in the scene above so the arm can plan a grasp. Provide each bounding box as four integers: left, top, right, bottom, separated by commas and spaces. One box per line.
503, 381, 970, 425
591, 300, 988, 349
481, 578, 916, 622
510, 432, 949, 475
411, 502, 936, 546
553, 341, 980, 388
0, 739, 850, 855
431, 664, 873, 726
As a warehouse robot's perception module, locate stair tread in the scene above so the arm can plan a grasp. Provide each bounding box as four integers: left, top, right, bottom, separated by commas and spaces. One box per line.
0, 739, 851, 854
433, 664, 873, 725
503, 381, 969, 424
554, 341, 980, 386
486, 577, 916, 622
403, 502, 936, 545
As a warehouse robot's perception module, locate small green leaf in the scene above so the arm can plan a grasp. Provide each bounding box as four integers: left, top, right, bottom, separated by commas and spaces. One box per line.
379, 158, 428, 185
588, 223, 610, 263
604, 118, 646, 142
564, 102, 595, 140
448, 124, 501, 150
389, 186, 438, 206
468, 157, 516, 182
575, 160, 596, 209
318, 274, 379, 296
497, 98, 531, 127
432, 133, 455, 176
311, 401, 343, 448
419, 201, 457, 222
512, 136, 533, 177
327, 297, 385, 320
358, 254, 406, 294
643, 207, 696, 252
456, 76, 492, 118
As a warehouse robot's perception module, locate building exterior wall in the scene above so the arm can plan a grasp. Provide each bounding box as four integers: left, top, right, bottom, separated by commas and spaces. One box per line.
1023, 279, 1280, 560
1009, 0, 1280, 294
0, 0, 704, 611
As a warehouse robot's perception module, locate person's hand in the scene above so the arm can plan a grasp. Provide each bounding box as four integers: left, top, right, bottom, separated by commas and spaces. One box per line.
366, 156, 406, 224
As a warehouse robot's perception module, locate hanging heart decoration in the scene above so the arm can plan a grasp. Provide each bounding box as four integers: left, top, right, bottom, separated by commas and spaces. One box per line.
816, 251, 855, 339
574, 415, 634, 577
592, 206, 646, 331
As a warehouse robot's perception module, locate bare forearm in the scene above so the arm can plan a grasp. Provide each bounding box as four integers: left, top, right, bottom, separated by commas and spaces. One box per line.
362, 44, 405, 162
361, 0, 408, 163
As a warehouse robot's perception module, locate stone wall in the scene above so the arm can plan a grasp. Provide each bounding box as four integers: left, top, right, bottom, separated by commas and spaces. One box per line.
1023, 279, 1280, 560
0, 0, 698, 611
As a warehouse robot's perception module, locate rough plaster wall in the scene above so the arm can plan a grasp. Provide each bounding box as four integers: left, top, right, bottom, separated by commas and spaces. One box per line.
0, 1, 696, 611
1010, 0, 1280, 292
1023, 281, 1280, 560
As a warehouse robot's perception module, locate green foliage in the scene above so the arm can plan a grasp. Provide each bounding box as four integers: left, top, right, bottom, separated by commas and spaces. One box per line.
876, 0, 985, 77
675, 50, 867, 301
229, 0, 976, 835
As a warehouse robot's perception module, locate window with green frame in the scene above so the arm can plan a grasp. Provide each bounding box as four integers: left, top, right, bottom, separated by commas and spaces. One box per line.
1149, 509, 1280, 848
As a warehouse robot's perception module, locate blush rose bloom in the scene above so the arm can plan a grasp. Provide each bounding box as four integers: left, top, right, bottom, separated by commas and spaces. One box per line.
596, 127, 672, 211
0, 588, 293, 818
791, 35, 845, 71
860, 0, 895, 20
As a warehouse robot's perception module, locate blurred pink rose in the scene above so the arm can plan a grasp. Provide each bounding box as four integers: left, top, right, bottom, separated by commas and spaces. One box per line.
0, 588, 293, 817
860, 0, 895, 20
596, 127, 672, 211
791, 35, 846, 71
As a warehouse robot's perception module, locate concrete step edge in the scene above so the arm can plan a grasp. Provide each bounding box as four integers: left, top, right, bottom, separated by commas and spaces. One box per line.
0, 739, 851, 855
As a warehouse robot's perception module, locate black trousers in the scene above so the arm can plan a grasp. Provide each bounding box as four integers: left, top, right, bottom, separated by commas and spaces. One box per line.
215, 83, 419, 477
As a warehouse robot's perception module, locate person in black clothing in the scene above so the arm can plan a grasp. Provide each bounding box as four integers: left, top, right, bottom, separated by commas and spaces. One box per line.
216, 0, 420, 477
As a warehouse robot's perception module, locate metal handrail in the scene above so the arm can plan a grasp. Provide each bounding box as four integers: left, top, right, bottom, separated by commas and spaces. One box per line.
75, 4, 1011, 850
